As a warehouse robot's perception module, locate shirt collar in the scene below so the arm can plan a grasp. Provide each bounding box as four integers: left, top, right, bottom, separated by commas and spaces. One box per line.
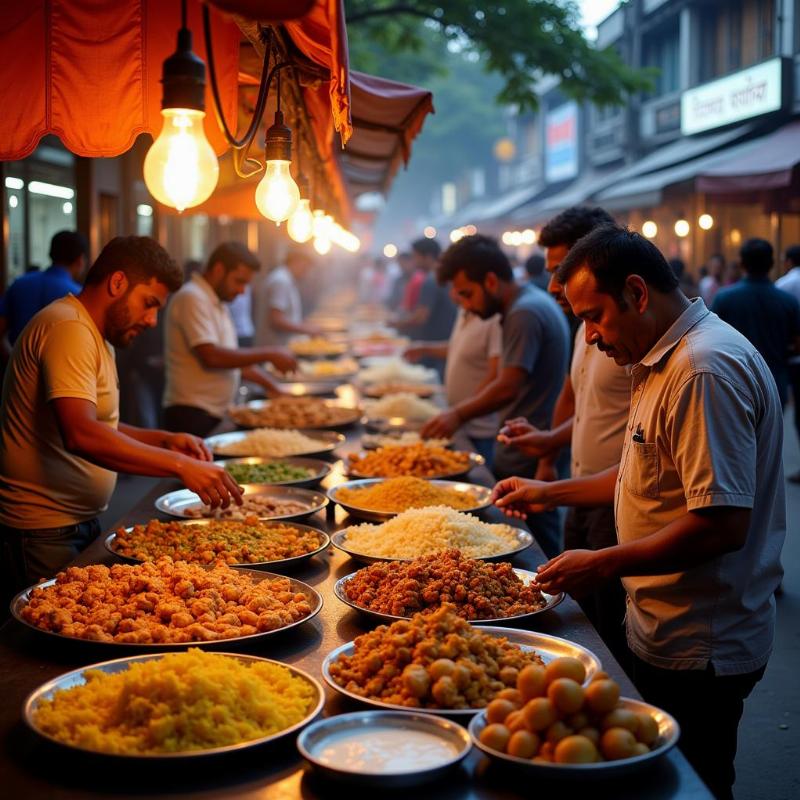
47, 264, 71, 278
191, 272, 223, 307
637, 297, 710, 369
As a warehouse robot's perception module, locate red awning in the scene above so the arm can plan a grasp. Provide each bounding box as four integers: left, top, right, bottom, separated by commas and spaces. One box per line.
0, 0, 240, 159
696, 121, 800, 193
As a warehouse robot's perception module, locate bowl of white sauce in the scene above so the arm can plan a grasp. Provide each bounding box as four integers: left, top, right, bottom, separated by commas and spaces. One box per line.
297, 710, 471, 786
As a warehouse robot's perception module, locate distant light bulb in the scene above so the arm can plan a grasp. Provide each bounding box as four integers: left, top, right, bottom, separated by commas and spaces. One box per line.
143, 109, 218, 212
698, 213, 714, 230
423, 226, 436, 239
313, 235, 332, 255
383, 243, 398, 258
8, 195, 18, 209
642, 221, 658, 238
287, 198, 314, 243
521, 228, 536, 245
313, 211, 334, 240
255, 160, 300, 224
674, 219, 690, 238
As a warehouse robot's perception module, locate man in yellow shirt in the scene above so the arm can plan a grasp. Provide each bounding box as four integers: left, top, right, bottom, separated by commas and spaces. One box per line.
0, 236, 242, 601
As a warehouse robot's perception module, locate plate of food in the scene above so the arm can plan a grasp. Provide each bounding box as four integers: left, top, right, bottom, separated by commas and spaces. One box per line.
328, 477, 492, 522
298, 711, 471, 787
330, 507, 534, 565
358, 358, 438, 386
469, 678, 679, 776
363, 393, 441, 427
333, 552, 563, 624
25, 650, 325, 758
206, 428, 344, 458
217, 457, 330, 488
11, 561, 323, 647
105, 518, 330, 569
154, 485, 328, 521
346, 445, 484, 480
229, 397, 362, 430
322, 605, 601, 716
363, 382, 438, 399
361, 431, 452, 450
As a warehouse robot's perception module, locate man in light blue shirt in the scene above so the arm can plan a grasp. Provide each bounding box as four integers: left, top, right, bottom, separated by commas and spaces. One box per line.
0, 230, 88, 348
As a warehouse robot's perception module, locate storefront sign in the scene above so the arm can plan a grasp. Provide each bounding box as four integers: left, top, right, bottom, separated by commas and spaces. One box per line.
545, 102, 579, 182
681, 58, 784, 135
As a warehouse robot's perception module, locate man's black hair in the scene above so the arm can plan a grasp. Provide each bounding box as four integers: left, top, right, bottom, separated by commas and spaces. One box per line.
739, 238, 773, 277
525, 253, 546, 277
207, 241, 260, 273
83, 236, 182, 292
49, 230, 88, 265
556, 225, 678, 304
437, 234, 514, 285
411, 238, 442, 259
668, 258, 686, 280
538, 206, 616, 250
785, 245, 800, 267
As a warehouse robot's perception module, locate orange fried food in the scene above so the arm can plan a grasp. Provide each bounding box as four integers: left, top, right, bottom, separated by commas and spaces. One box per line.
348, 443, 471, 478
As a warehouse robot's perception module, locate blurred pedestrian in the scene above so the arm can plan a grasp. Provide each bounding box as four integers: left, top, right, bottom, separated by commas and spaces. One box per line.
524, 253, 549, 291
699, 252, 725, 306
712, 239, 800, 406
669, 258, 700, 299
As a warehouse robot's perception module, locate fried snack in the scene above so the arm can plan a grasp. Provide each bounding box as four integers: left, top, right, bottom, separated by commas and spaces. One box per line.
358, 358, 437, 385
348, 443, 471, 478
184, 495, 309, 520
365, 393, 440, 421
341, 507, 524, 560
112, 518, 323, 564
327, 604, 544, 709
336, 477, 478, 513
225, 461, 314, 484
20, 558, 313, 643
33, 649, 317, 754
230, 397, 358, 429
289, 337, 348, 357
343, 550, 546, 619
298, 357, 359, 377
214, 428, 330, 457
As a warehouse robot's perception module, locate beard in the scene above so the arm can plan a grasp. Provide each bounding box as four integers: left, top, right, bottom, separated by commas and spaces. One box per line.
106, 295, 140, 348
477, 290, 504, 320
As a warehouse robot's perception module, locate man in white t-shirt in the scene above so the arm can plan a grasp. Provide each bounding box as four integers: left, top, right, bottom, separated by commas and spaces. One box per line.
405, 308, 502, 464
163, 242, 297, 437
253, 245, 320, 347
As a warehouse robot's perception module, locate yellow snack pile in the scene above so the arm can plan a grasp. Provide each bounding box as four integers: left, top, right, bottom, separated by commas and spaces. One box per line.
33, 649, 316, 754
337, 476, 478, 512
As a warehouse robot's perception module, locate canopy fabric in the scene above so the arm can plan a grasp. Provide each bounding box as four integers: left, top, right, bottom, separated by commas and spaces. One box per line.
696, 121, 800, 193
0, 0, 240, 160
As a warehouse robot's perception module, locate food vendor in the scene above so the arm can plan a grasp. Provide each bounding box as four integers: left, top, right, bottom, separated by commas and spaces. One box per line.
0, 236, 243, 603
492, 225, 785, 800
163, 242, 297, 437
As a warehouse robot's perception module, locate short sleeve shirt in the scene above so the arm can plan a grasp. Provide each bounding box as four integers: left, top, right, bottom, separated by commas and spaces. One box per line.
163, 273, 240, 418
411, 274, 457, 341
444, 310, 502, 439
570, 324, 630, 476
0, 295, 119, 527
253, 266, 302, 346
616, 299, 785, 674
493, 286, 570, 478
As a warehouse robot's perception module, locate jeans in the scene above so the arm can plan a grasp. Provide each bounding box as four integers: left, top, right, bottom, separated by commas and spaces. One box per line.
631, 654, 765, 800
163, 405, 222, 438
1, 518, 100, 614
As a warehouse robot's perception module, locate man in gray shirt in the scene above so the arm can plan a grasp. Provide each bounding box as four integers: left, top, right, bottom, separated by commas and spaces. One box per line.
422, 235, 569, 556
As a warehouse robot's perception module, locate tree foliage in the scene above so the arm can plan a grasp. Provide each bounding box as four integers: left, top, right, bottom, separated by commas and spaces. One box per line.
345, 0, 653, 111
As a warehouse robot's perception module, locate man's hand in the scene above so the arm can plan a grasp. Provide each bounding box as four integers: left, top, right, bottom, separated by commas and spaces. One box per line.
163, 433, 212, 461
404, 345, 427, 363
491, 477, 553, 517
264, 348, 298, 374
421, 409, 461, 439
497, 418, 555, 458
176, 460, 243, 509
535, 549, 615, 598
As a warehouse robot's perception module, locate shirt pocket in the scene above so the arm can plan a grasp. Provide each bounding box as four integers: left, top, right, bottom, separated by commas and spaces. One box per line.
623, 442, 660, 498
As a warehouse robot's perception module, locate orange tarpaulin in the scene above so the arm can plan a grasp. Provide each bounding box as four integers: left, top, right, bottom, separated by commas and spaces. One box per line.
0, 0, 240, 159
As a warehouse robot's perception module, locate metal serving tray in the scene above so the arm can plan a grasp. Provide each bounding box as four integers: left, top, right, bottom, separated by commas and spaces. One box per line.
205, 429, 344, 458
216, 456, 331, 488
229, 399, 362, 431
345, 450, 484, 480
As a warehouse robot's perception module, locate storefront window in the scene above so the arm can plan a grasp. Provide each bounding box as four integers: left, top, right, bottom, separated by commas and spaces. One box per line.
4, 176, 26, 282
28, 184, 76, 269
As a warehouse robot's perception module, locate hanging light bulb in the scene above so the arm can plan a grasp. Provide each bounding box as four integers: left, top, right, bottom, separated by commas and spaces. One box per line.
313, 211, 334, 240
313, 235, 332, 255
255, 93, 300, 224
287, 174, 314, 243
143, 16, 218, 212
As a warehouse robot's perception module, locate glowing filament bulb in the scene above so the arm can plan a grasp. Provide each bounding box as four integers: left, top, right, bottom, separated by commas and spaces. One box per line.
287, 198, 314, 243
255, 160, 300, 224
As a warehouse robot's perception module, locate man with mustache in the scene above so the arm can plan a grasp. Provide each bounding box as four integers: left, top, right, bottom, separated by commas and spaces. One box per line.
421, 234, 569, 556
492, 225, 785, 800
0, 236, 243, 602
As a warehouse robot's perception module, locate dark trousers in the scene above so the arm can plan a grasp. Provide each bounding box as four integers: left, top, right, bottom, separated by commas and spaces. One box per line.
163, 405, 221, 438
631, 654, 765, 800
1, 518, 100, 617
790, 363, 800, 437
564, 506, 630, 674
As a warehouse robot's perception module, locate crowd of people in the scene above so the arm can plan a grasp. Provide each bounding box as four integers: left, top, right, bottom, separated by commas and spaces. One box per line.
0, 211, 796, 799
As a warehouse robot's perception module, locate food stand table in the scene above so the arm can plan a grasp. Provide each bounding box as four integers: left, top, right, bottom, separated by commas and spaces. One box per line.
0, 427, 714, 799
